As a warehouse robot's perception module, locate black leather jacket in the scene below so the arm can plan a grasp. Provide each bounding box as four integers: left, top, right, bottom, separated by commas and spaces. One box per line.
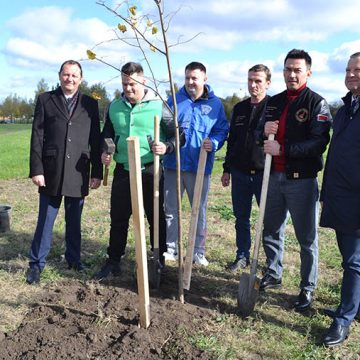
262, 87, 332, 179
223, 96, 269, 174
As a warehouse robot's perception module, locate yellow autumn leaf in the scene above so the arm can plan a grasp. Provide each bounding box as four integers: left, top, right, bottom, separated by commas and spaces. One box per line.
150, 44, 156, 52
86, 50, 96, 60
118, 24, 127, 33
146, 19, 153, 27
91, 92, 102, 100
129, 6, 137, 16
152, 26, 158, 35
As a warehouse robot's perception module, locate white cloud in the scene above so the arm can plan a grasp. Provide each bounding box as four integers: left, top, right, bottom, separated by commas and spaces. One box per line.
160, 0, 360, 51
4, 6, 126, 69
1, 0, 359, 103
309, 51, 330, 73
6, 6, 73, 43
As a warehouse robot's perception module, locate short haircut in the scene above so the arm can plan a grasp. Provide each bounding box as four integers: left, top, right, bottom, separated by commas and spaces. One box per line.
350, 52, 360, 58
185, 62, 206, 73
59, 60, 83, 77
284, 49, 312, 69
121, 62, 144, 76
248, 64, 271, 81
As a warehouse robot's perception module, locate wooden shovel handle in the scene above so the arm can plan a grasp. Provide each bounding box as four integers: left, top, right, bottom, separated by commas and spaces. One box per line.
103, 165, 110, 186
250, 133, 275, 275
127, 136, 150, 328
183, 143, 208, 290
153, 115, 160, 256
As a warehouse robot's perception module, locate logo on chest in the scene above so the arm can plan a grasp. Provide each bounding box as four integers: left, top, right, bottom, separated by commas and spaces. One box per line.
295, 108, 309, 123
201, 105, 212, 115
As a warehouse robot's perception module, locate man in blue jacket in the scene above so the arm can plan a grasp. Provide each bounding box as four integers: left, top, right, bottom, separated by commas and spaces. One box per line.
320, 52, 360, 346
163, 62, 229, 266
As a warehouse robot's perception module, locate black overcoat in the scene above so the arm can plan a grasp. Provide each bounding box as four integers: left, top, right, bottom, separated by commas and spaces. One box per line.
29, 87, 103, 198
320, 92, 360, 232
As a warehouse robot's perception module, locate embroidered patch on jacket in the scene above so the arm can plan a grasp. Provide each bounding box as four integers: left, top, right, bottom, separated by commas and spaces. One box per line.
316, 114, 329, 122
295, 108, 309, 123
201, 105, 212, 115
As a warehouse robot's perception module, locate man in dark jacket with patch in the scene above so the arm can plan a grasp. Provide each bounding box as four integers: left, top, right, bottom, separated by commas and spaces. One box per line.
26, 60, 103, 284
259, 49, 332, 312
221, 64, 271, 271
320, 52, 360, 346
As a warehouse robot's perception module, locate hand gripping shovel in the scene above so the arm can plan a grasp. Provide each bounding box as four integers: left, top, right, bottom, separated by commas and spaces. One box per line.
149, 115, 162, 289
237, 134, 274, 317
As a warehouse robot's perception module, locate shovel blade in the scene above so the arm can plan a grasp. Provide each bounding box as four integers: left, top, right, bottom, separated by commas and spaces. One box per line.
148, 257, 161, 290
237, 272, 260, 318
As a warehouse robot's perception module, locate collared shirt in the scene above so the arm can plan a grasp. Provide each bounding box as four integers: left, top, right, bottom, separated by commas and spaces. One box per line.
64, 91, 79, 116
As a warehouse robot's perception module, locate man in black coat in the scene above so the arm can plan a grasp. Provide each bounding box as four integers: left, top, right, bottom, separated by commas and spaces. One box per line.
320, 52, 360, 346
26, 60, 103, 284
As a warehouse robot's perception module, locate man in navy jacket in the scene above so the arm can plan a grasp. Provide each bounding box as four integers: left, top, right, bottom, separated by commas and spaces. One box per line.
320, 52, 360, 346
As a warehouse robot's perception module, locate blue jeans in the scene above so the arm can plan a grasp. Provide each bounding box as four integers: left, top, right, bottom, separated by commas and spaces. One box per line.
29, 193, 84, 270
333, 230, 360, 327
262, 172, 319, 291
230, 167, 262, 259
164, 168, 210, 255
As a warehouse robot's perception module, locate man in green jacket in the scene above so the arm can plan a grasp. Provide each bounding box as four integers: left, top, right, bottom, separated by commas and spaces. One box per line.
93, 62, 176, 280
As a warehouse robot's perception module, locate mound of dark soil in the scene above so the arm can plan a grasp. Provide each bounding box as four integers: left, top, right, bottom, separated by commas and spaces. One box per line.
0, 274, 222, 360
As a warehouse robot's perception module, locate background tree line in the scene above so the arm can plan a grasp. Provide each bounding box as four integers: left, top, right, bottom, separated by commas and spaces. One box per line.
0, 78, 114, 123
0, 80, 342, 123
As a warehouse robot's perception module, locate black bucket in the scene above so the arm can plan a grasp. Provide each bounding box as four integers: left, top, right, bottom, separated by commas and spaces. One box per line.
0, 205, 11, 233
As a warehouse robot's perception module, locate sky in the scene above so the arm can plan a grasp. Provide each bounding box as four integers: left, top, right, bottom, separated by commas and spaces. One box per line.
1, 0, 359, 104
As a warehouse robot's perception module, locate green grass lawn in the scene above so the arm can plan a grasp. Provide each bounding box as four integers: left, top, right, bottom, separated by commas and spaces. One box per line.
0, 126, 359, 359
0, 124, 31, 180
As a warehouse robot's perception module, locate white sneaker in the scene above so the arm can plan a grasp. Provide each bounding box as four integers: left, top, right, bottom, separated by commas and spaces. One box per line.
163, 251, 178, 262
193, 253, 209, 267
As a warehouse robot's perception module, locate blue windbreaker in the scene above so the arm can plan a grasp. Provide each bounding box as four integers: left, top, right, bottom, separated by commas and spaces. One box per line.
163, 85, 229, 175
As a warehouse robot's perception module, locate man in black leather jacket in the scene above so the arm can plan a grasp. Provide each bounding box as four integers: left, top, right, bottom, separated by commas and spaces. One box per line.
221, 64, 271, 271
259, 49, 332, 313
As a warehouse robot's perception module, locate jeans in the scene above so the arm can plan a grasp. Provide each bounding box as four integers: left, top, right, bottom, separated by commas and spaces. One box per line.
29, 193, 84, 270
262, 172, 319, 291
334, 230, 360, 327
230, 167, 262, 259
164, 168, 210, 255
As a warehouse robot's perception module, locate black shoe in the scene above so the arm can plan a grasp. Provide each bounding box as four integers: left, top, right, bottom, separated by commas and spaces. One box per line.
228, 256, 250, 272
294, 289, 313, 312
26, 267, 41, 284
324, 308, 360, 321
260, 273, 282, 291
92, 259, 121, 280
322, 322, 349, 347
68, 262, 86, 272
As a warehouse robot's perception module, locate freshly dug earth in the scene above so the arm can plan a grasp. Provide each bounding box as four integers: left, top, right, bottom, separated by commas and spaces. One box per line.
0, 272, 221, 360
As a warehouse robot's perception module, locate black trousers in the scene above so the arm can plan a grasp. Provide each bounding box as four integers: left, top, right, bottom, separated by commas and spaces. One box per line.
107, 163, 167, 261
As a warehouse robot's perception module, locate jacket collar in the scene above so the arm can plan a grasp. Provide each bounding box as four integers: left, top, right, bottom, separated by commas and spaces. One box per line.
51, 87, 82, 119
342, 91, 353, 107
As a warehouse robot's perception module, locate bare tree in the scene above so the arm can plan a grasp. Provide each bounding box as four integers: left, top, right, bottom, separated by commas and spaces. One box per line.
87, 0, 200, 302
